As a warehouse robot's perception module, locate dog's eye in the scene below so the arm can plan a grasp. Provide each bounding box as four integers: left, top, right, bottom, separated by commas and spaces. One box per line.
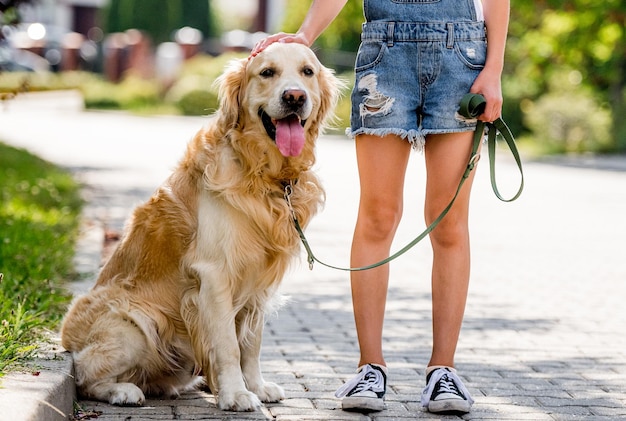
302, 66, 314, 77
260, 68, 275, 78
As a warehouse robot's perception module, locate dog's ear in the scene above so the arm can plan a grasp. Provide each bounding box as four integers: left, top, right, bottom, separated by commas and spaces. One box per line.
315, 66, 343, 130
214, 58, 247, 130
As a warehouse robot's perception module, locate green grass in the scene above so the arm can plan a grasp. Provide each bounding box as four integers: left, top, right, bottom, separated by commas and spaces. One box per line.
0, 142, 83, 375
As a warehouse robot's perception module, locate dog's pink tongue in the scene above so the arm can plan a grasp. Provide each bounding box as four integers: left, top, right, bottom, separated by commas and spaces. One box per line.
275, 116, 305, 157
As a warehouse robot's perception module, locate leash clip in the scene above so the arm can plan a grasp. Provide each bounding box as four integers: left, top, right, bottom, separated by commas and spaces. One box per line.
468, 152, 481, 169
283, 182, 295, 219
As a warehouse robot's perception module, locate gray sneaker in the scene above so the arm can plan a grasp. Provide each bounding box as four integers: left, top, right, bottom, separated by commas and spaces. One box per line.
335, 364, 387, 412
421, 367, 474, 414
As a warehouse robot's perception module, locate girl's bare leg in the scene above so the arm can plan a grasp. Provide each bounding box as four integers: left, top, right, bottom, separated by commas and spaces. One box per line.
350, 134, 411, 367
423, 131, 477, 368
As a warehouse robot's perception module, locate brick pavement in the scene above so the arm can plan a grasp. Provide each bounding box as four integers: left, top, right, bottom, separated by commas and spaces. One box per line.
2, 95, 625, 419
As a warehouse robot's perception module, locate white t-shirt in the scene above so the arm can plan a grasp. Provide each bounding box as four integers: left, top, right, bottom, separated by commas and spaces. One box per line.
474, 0, 484, 21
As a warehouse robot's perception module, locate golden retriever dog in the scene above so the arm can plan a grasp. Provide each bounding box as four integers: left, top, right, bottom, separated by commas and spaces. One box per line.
60, 43, 339, 411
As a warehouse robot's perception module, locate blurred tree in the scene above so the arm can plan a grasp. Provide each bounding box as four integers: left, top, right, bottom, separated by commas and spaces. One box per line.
507, 0, 626, 150
104, 0, 216, 44
181, 0, 215, 37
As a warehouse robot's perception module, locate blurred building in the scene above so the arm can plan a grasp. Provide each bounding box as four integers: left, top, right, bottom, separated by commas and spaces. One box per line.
19, 0, 107, 37
252, 0, 286, 33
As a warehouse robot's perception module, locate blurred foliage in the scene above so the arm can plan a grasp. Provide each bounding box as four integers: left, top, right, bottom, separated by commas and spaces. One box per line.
281, 0, 626, 154
175, 89, 218, 116
0, 71, 165, 112
0, 0, 35, 35
82, 74, 161, 110
522, 73, 613, 154
164, 52, 244, 115
282, 0, 363, 54
103, 0, 218, 43
506, 0, 626, 153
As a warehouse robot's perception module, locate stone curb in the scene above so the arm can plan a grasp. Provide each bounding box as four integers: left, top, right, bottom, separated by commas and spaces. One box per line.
0, 351, 75, 421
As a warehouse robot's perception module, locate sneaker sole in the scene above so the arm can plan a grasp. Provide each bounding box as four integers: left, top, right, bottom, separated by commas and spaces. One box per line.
427, 399, 471, 414
342, 396, 384, 412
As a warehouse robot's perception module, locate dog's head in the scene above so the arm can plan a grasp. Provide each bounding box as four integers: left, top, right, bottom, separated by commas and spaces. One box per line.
215, 43, 340, 161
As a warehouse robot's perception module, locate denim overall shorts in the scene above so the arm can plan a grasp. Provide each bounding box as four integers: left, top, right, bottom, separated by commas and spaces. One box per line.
348, 0, 487, 149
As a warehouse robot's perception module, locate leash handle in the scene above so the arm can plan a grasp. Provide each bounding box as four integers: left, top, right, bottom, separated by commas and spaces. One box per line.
459, 93, 524, 202
291, 93, 523, 271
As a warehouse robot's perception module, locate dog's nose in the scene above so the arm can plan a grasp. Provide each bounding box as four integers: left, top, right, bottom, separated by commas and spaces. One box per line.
282, 89, 307, 110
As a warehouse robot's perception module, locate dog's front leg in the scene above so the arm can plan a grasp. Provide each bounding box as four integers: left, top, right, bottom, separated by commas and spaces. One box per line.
241, 309, 285, 403
195, 269, 262, 412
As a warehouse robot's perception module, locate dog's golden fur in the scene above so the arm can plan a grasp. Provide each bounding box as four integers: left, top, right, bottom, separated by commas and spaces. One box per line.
60, 43, 340, 411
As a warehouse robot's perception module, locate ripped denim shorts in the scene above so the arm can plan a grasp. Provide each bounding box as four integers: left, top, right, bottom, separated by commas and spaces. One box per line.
348, 21, 487, 150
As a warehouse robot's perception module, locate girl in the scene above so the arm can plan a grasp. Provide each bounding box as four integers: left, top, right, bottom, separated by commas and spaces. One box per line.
253, 0, 509, 413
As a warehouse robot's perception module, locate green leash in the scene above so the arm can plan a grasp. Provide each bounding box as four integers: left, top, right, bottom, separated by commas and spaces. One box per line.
287, 93, 524, 271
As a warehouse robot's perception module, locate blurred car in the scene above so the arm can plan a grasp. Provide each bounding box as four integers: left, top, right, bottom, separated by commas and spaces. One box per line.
2, 22, 84, 71
0, 40, 50, 71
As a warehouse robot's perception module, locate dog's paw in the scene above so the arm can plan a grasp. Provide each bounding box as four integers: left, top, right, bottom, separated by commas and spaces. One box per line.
218, 390, 262, 412
254, 381, 285, 403
108, 383, 146, 406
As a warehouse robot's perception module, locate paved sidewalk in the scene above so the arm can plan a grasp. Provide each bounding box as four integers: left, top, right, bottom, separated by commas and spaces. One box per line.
1, 92, 626, 420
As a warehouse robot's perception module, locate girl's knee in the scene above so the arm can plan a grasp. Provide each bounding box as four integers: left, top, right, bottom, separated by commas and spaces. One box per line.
357, 204, 402, 243
429, 219, 469, 250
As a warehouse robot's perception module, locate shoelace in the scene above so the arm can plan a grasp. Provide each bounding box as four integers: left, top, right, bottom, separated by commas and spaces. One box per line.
421, 368, 474, 407
334, 365, 384, 398
436, 374, 462, 396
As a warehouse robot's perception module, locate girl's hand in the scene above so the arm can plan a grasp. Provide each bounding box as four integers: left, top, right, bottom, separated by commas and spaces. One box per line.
250, 32, 311, 57
469, 67, 503, 122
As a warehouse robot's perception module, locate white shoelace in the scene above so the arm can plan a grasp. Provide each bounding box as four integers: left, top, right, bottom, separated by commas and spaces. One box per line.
335, 364, 385, 398
420, 368, 474, 407
437, 375, 462, 394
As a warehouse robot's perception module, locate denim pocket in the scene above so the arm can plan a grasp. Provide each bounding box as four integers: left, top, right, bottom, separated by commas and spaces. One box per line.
354, 41, 388, 72
453, 40, 486, 70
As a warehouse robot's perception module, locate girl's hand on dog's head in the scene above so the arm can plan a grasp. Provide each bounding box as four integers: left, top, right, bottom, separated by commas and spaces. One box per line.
250, 33, 310, 59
